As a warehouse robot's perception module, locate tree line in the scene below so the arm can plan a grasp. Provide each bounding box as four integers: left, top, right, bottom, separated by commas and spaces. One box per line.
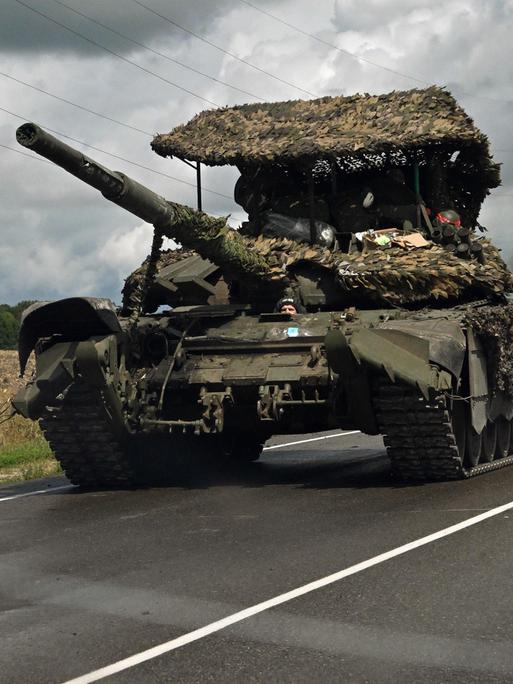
0, 302, 36, 349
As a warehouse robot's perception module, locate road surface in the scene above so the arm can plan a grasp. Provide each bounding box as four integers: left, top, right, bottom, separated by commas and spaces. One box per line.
2, 431, 513, 683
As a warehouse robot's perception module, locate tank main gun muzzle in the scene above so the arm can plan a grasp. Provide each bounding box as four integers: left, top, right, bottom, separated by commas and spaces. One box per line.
16, 123, 174, 228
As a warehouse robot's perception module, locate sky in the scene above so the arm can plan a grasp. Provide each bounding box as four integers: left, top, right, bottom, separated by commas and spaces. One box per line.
1, 0, 512, 305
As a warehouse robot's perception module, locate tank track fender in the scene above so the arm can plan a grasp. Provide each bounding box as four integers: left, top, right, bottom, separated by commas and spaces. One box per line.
466, 328, 488, 433
377, 319, 466, 379
12, 334, 122, 423
349, 328, 452, 399
12, 341, 78, 419
18, 297, 121, 375
324, 329, 378, 434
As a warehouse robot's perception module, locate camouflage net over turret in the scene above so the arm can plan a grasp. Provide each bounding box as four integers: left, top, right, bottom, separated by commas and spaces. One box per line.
122, 206, 513, 314
333, 240, 513, 305
153, 86, 500, 228
122, 206, 289, 315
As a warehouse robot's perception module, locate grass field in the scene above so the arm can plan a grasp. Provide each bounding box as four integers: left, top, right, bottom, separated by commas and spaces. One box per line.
0, 350, 61, 483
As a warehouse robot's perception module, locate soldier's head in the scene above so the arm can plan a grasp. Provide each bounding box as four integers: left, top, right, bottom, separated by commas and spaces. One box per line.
276, 297, 298, 315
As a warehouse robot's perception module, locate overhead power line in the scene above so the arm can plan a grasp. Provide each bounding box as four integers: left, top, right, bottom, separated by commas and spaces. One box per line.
237, 0, 428, 86
51, 0, 265, 102
131, 0, 317, 99
14, 0, 222, 108
0, 71, 153, 137
0, 142, 53, 164
238, 0, 513, 105
0, 107, 233, 200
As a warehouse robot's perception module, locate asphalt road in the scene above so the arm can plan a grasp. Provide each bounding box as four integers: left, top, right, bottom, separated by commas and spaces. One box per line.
2, 431, 513, 683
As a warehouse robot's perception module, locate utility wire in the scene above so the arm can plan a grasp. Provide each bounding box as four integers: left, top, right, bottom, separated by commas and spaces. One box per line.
0, 107, 233, 200
132, 0, 317, 99
0, 142, 53, 164
4, 135, 509, 204
2, 143, 239, 228
237, 0, 428, 86
238, 0, 513, 105
0, 71, 153, 137
51, 0, 265, 102
13, 0, 222, 108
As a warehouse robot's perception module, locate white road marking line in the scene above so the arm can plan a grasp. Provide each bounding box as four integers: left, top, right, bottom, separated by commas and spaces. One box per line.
62, 498, 513, 684
0, 484, 74, 503
1, 433, 360, 504
263, 430, 361, 451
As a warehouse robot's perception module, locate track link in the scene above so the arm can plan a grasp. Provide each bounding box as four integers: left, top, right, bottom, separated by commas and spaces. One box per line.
375, 381, 513, 482
40, 383, 135, 488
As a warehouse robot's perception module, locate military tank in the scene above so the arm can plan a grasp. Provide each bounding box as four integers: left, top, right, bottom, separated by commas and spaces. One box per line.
11, 86, 513, 486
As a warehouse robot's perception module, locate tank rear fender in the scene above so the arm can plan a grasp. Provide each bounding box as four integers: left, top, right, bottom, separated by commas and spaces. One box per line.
12, 334, 120, 421
18, 297, 122, 375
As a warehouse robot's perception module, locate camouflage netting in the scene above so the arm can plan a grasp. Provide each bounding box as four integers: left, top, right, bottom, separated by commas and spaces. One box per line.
122, 246, 197, 317
464, 303, 513, 398
122, 205, 513, 314
152, 87, 483, 166
152, 86, 499, 228
333, 240, 513, 305
122, 206, 289, 316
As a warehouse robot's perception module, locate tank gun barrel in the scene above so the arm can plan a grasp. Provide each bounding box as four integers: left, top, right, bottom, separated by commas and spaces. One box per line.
16, 123, 174, 227
16, 123, 280, 302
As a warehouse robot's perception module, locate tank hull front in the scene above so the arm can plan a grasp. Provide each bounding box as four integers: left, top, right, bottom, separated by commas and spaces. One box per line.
11, 301, 513, 486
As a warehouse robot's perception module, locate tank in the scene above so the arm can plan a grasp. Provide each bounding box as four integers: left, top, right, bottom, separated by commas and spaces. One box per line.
10, 86, 513, 486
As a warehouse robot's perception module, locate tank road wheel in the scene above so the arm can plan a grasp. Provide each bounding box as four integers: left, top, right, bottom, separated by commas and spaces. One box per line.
374, 380, 513, 482
495, 418, 511, 459
481, 421, 497, 463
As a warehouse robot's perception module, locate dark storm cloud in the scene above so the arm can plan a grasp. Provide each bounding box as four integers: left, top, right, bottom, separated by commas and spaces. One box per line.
0, 0, 236, 55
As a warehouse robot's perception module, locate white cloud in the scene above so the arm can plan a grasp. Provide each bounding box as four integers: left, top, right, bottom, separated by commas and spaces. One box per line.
1, 0, 512, 303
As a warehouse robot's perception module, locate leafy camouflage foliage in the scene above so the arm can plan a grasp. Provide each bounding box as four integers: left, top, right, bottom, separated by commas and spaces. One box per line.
465, 303, 513, 397
152, 87, 487, 167
122, 215, 513, 314
152, 86, 499, 231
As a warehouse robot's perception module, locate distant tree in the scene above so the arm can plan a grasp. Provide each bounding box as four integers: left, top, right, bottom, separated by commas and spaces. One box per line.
0, 310, 19, 349
0, 300, 37, 349
10, 300, 36, 321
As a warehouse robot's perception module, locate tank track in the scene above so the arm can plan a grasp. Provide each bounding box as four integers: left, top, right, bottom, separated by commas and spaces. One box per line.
375, 381, 513, 481
40, 383, 135, 488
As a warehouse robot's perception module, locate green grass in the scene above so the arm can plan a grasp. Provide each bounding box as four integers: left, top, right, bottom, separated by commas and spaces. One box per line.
0, 437, 52, 466
0, 437, 61, 483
